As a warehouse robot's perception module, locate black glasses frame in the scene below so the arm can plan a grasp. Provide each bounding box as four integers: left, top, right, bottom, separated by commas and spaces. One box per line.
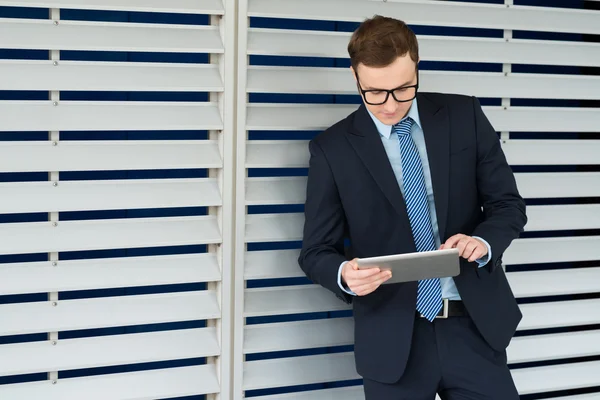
355, 69, 419, 105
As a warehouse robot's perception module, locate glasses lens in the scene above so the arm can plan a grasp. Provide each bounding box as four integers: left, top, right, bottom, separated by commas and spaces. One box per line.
364, 91, 388, 105
393, 87, 417, 102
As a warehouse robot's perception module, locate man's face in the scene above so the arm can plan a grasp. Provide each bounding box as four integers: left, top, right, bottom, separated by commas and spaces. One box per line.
352, 54, 418, 126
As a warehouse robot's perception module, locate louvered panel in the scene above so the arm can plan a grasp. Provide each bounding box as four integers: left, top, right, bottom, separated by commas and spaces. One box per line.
0, 18, 223, 53
508, 330, 600, 364
0, 216, 221, 255
0, 141, 221, 172
248, 28, 600, 68
0, 179, 221, 214
0, 102, 222, 132
247, 67, 600, 100
0, 364, 219, 399
0, 61, 223, 92
504, 236, 600, 265
513, 360, 600, 395
243, 352, 358, 391
248, 0, 600, 35
0, 327, 219, 377
0, 253, 220, 296
245, 213, 303, 243
0, 291, 220, 336
508, 268, 600, 298
244, 285, 350, 317
246, 104, 600, 133
246, 141, 308, 169
0, 0, 225, 14
244, 318, 353, 355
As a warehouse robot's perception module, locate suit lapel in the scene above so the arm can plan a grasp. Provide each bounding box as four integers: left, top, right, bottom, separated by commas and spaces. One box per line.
346, 104, 411, 231
417, 93, 450, 241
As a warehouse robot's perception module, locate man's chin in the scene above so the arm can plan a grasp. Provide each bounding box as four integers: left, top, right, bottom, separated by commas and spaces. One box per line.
378, 113, 402, 125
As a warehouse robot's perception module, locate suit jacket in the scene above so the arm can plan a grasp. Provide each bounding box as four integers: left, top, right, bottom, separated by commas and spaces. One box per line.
298, 92, 527, 384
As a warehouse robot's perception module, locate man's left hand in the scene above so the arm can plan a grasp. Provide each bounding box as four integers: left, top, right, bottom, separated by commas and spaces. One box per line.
441, 234, 488, 263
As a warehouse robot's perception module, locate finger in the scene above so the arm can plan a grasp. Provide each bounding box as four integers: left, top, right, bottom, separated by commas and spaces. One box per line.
462, 241, 478, 260
456, 238, 471, 257
347, 259, 360, 270
468, 247, 485, 263
347, 266, 382, 280
348, 270, 390, 288
354, 272, 392, 296
443, 234, 465, 249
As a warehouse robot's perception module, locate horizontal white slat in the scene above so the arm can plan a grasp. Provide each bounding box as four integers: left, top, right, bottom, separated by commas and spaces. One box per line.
246, 139, 600, 168
249, 28, 600, 68
253, 386, 364, 400
246, 357, 600, 396
0, 178, 221, 214
244, 317, 353, 354
0, 61, 223, 92
550, 394, 600, 400
519, 299, 600, 331
244, 204, 598, 244
244, 285, 350, 317
0, 141, 221, 172
0, 216, 221, 255
245, 284, 600, 330
245, 317, 600, 367
508, 267, 600, 298
0, 364, 219, 399
0, 18, 223, 53
0, 327, 219, 377
504, 236, 600, 265
515, 172, 600, 199
503, 140, 600, 165
0, 102, 222, 131
246, 177, 307, 205
0, 291, 220, 336
245, 213, 304, 243
508, 330, 600, 364
248, 67, 600, 100
243, 352, 358, 391
0, 253, 220, 295
245, 249, 302, 280
513, 360, 600, 395
248, 0, 600, 35
246, 173, 600, 207
0, 0, 224, 14
524, 204, 600, 231
246, 104, 600, 133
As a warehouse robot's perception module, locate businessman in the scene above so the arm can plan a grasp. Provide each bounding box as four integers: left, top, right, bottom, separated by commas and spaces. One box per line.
298, 15, 527, 399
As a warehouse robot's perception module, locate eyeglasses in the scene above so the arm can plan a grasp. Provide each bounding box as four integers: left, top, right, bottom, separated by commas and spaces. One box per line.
355, 70, 419, 105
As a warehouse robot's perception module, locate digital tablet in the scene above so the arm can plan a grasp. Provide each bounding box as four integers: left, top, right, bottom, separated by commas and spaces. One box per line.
356, 248, 460, 284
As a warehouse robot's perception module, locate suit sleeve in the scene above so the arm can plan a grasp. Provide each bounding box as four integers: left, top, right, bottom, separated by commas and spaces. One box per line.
298, 139, 352, 304
470, 96, 528, 271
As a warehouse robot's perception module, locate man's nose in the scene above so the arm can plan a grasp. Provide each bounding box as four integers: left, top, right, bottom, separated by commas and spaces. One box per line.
382, 94, 397, 112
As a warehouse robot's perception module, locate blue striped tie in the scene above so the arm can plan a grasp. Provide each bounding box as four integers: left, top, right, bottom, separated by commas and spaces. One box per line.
393, 117, 443, 321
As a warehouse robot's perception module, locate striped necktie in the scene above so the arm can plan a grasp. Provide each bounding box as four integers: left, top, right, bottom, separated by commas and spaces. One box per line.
393, 117, 443, 321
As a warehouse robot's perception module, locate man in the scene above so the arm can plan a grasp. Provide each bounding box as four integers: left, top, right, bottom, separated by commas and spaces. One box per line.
298, 15, 527, 400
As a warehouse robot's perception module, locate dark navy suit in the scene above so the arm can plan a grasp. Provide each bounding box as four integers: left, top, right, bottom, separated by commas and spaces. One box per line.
298, 93, 527, 399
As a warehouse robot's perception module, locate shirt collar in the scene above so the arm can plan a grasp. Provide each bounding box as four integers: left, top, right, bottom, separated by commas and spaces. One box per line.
366, 97, 421, 139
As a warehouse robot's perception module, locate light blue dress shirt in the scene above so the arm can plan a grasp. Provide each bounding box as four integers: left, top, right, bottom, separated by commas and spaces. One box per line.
337, 98, 491, 300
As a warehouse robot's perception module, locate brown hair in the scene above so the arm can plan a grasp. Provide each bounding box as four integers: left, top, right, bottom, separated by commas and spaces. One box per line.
348, 15, 419, 70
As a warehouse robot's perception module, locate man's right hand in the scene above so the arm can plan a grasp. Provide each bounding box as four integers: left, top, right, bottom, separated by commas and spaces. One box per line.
341, 258, 392, 296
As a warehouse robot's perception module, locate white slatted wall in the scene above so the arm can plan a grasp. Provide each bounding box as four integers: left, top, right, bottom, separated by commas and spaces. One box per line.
234, 0, 600, 399
0, 1, 235, 399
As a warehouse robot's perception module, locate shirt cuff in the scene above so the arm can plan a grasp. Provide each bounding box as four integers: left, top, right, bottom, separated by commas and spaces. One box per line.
337, 261, 357, 296
473, 236, 492, 268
